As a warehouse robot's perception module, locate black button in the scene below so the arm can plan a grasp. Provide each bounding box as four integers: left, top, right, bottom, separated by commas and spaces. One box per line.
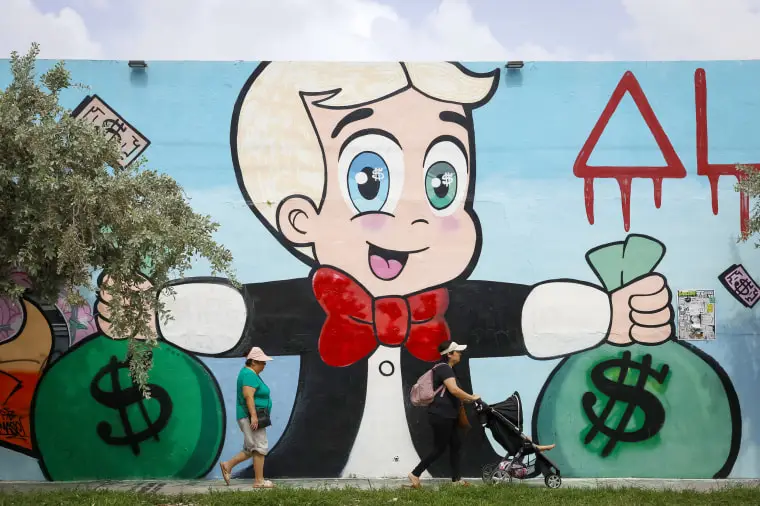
379, 360, 395, 376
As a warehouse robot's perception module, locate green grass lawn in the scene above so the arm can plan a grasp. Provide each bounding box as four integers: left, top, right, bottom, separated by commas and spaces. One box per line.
1, 486, 760, 505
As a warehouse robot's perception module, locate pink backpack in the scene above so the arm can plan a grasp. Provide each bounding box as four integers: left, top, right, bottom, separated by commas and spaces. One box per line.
410, 363, 447, 407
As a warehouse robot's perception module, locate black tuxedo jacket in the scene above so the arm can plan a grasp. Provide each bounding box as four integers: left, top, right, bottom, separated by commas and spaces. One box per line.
223, 276, 532, 479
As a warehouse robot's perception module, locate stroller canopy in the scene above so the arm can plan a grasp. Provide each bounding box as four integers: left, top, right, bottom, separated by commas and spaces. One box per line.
489, 391, 523, 431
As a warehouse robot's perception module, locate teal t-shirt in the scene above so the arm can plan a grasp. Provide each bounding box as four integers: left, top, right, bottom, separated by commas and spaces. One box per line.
236, 367, 272, 420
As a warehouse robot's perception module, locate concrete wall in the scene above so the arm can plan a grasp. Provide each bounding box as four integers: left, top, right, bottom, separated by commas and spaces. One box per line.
0, 60, 758, 481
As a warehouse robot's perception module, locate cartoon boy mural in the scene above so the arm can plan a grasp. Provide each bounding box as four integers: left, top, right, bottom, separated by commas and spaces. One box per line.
98, 61, 674, 479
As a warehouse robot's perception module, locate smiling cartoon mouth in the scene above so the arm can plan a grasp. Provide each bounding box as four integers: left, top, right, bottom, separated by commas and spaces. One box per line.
367, 242, 428, 281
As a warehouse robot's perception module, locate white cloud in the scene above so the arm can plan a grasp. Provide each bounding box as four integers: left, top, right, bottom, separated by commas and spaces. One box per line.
622, 0, 760, 60
0, 0, 580, 61
0, 0, 102, 59
117, 0, 601, 61
121, 0, 402, 60
119, 0, 522, 61
5, 1, 760, 64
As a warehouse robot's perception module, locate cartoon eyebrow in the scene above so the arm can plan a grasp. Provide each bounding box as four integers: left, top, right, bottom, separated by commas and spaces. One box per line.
339, 128, 402, 158
424, 134, 469, 173
439, 110, 468, 129
331, 108, 374, 138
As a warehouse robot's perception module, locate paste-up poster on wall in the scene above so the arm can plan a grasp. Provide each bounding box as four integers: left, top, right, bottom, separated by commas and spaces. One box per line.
71, 95, 150, 168
677, 290, 715, 340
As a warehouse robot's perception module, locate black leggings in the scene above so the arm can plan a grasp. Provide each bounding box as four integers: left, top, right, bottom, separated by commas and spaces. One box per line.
411, 413, 462, 481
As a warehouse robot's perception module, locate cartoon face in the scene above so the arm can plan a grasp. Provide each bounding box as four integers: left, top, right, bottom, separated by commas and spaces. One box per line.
278, 88, 479, 297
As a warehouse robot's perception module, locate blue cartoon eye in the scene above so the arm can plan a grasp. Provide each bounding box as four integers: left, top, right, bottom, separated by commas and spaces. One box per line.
347, 151, 390, 213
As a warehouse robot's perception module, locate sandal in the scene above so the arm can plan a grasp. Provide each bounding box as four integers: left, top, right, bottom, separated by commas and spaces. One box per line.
253, 480, 275, 489
452, 480, 471, 486
219, 463, 231, 486
407, 473, 421, 489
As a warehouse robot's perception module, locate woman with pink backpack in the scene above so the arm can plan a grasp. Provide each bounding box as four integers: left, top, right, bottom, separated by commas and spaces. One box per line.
407, 341, 481, 488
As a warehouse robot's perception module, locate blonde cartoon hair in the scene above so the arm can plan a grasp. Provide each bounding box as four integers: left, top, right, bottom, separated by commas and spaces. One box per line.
231, 61, 499, 264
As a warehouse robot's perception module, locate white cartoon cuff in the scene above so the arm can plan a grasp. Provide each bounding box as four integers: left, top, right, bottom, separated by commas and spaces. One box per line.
521, 281, 611, 359
157, 281, 246, 355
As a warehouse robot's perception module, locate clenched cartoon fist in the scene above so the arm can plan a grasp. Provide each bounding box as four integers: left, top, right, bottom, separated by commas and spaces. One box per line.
608, 273, 673, 345
95, 273, 156, 340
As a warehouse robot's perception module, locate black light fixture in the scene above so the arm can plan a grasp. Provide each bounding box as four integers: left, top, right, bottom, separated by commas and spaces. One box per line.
505, 61, 524, 69
128, 60, 148, 69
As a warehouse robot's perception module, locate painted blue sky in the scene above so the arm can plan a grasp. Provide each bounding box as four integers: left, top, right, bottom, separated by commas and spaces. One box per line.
2, 0, 760, 61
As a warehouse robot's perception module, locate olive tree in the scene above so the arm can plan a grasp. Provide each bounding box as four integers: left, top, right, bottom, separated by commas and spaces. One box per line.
0, 44, 236, 395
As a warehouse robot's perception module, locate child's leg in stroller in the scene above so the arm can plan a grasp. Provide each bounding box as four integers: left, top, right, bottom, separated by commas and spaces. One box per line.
524, 434, 556, 452
409, 415, 455, 487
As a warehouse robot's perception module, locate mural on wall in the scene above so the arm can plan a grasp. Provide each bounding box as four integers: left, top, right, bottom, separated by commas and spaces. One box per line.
0, 297, 53, 455
0, 59, 753, 481
574, 71, 687, 232
533, 235, 740, 478
0, 271, 70, 458
695, 68, 760, 236
71, 94, 151, 168
719, 264, 760, 309
55, 296, 97, 345
32, 332, 226, 480
145, 61, 685, 480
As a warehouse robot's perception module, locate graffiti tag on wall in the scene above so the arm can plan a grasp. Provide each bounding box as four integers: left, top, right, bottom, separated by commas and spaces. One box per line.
575, 68, 759, 234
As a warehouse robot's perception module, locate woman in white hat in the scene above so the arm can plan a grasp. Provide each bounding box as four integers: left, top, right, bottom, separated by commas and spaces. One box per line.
219, 346, 275, 488
408, 340, 480, 488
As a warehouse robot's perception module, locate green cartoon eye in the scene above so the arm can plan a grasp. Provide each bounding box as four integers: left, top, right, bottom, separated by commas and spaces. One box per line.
425, 162, 458, 210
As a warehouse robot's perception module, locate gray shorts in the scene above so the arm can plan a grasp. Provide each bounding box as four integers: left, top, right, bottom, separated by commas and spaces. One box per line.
237, 418, 269, 456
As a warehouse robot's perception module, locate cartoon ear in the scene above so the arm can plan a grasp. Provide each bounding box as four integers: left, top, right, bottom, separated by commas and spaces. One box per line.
276, 195, 319, 246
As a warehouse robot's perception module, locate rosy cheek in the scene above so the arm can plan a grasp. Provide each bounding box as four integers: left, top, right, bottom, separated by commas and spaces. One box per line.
440, 216, 460, 232
359, 213, 389, 231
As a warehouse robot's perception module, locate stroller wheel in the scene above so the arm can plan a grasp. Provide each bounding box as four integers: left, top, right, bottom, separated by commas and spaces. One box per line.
481, 463, 497, 484
544, 473, 561, 489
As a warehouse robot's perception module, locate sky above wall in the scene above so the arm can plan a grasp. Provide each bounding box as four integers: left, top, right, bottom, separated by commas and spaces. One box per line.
1, 0, 760, 61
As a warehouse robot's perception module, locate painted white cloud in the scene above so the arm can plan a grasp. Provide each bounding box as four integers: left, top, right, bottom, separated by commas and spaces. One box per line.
0, 0, 103, 59
622, 0, 760, 60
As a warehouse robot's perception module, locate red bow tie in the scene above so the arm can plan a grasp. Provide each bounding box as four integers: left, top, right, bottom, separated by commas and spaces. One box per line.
312, 267, 451, 367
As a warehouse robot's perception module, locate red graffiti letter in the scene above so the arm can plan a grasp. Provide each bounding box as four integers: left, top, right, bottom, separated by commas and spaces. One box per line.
695, 68, 758, 237
574, 71, 687, 231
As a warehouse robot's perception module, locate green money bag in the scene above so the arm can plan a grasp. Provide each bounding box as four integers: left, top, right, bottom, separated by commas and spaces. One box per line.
534, 235, 741, 478
33, 334, 225, 480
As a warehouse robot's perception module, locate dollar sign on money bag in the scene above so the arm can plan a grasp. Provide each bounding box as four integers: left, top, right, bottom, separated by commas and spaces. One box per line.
32, 334, 225, 480
533, 235, 741, 478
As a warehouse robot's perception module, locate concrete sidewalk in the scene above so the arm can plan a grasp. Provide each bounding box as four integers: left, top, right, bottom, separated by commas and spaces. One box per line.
0, 478, 759, 494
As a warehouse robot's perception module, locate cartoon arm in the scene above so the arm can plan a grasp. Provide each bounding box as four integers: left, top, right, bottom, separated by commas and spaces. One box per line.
98, 275, 319, 356
158, 277, 320, 357
155, 277, 248, 355
448, 279, 609, 359
520, 280, 612, 359
450, 275, 671, 360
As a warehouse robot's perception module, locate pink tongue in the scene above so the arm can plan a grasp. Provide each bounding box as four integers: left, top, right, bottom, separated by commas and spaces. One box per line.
369, 254, 403, 280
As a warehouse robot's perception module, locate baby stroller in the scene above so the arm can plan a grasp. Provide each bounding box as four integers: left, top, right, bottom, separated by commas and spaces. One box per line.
474, 392, 562, 488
